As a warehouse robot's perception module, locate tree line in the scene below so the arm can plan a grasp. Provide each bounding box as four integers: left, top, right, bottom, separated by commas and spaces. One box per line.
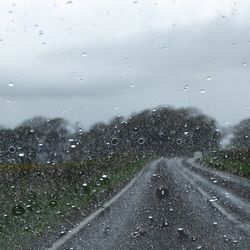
0, 106, 248, 164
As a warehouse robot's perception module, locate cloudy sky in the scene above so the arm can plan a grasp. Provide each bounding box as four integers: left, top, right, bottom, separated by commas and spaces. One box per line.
0, 0, 250, 129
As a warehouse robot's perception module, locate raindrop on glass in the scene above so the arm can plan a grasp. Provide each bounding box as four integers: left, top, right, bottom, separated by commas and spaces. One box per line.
12, 204, 25, 216
162, 221, 169, 228
138, 138, 145, 145
200, 89, 206, 94
148, 215, 153, 221
8, 82, 14, 87
8, 146, 16, 153
176, 138, 183, 145
111, 138, 118, 146
206, 76, 212, 81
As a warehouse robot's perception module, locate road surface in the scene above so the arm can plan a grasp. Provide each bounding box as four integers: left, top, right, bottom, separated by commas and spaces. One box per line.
48, 158, 250, 250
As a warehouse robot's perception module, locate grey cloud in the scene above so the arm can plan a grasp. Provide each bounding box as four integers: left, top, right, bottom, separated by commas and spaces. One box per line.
0, 18, 250, 127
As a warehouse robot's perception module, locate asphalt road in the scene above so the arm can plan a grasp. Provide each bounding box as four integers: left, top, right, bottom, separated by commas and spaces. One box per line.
48, 158, 250, 250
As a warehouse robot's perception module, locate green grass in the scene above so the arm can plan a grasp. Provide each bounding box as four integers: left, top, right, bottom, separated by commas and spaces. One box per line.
0, 154, 152, 250
200, 156, 250, 178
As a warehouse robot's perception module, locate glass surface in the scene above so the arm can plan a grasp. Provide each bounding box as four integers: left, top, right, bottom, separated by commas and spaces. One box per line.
0, 1, 249, 249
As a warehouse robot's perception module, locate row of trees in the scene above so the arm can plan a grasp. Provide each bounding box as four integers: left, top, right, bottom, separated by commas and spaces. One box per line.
0, 106, 247, 164
230, 118, 250, 150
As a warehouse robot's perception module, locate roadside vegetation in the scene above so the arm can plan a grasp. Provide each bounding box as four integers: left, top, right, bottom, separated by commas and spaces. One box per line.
200, 149, 250, 178
0, 153, 151, 249
200, 117, 250, 178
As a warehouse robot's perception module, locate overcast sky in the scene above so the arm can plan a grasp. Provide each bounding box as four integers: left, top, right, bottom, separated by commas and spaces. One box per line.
0, 0, 250, 129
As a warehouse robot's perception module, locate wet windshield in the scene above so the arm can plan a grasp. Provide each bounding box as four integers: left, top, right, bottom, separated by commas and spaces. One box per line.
0, 1, 249, 249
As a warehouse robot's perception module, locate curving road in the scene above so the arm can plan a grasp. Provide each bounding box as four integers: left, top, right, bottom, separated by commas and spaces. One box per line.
48, 158, 250, 250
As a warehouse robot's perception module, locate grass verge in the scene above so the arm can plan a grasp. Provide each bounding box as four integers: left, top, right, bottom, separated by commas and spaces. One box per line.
200, 156, 250, 178
0, 153, 153, 249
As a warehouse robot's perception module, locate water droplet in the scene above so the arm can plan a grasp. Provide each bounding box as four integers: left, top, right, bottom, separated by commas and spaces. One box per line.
39, 30, 44, 35
177, 227, 185, 236
8, 146, 16, 153
138, 138, 145, 145
176, 138, 183, 145
223, 235, 229, 242
209, 196, 218, 202
161, 221, 169, 228
70, 144, 76, 148
191, 236, 198, 241
130, 84, 135, 88
12, 204, 25, 216
133, 0, 138, 3
111, 138, 118, 146
18, 153, 24, 157
184, 84, 189, 91
148, 215, 153, 221
82, 52, 87, 57
242, 62, 247, 67
232, 239, 238, 244
206, 76, 212, 81
60, 231, 66, 236
200, 89, 206, 94
156, 187, 169, 199
184, 131, 189, 135
66, 1, 73, 4
8, 82, 14, 87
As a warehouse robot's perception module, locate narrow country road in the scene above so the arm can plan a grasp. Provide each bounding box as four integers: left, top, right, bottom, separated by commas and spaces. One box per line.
48, 158, 250, 250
